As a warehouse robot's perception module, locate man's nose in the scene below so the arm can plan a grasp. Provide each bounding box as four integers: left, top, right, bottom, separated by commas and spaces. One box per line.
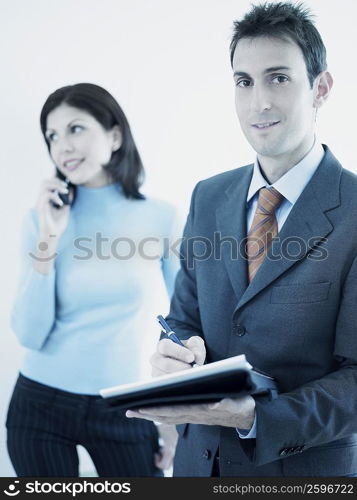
251, 84, 272, 113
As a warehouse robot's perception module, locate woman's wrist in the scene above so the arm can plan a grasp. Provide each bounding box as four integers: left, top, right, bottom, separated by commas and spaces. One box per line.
32, 234, 59, 275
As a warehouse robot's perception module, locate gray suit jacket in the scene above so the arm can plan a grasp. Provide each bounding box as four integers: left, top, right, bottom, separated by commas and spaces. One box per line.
168, 146, 357, 476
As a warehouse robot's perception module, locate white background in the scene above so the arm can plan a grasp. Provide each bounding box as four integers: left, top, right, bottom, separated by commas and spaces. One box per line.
1, 0, 356, 476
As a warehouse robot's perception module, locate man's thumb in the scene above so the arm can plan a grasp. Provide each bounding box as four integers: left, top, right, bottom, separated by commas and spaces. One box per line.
185, 336, 206, 365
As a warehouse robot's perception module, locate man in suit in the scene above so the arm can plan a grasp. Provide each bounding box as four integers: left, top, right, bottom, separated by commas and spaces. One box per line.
127, 2, 357, 476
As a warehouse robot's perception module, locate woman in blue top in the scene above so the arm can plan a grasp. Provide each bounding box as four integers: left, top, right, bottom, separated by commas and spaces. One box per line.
7, 83, 179, 477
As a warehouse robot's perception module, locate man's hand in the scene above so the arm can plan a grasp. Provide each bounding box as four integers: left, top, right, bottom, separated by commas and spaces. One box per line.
126, 396, 256, 430
150, 335, 206, 376
128, 335, 255, 430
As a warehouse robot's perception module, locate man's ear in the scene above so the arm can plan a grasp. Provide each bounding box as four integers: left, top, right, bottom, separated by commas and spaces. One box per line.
313, 71, 333, 109
111, 125, 122, 152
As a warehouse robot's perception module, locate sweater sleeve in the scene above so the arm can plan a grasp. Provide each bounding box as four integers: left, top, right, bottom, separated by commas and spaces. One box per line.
161, 205, 182, 299
10, 209, 56, 350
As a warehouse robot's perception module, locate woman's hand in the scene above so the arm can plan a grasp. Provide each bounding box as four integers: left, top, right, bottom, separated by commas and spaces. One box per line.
36, 177, 73, 239
33, 177, 73, 275
154, 424, 178, 472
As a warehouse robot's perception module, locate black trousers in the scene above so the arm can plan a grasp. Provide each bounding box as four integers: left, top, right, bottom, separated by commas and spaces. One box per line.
6, 374, 163, 477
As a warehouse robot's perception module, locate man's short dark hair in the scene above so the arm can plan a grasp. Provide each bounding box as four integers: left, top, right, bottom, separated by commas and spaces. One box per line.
230, 2, 327, 88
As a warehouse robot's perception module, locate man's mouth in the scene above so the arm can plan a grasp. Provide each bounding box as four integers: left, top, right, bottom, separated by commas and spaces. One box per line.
63, 158, 84, 171
252, 121, 280, 130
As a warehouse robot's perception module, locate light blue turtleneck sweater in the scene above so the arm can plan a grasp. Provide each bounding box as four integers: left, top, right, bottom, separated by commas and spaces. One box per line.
11, 183, 180, 394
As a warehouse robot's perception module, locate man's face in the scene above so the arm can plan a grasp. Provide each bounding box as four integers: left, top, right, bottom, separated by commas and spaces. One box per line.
232, 36, 317, 161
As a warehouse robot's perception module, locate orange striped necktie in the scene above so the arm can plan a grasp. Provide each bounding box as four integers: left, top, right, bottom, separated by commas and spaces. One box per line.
247, 186, 284, 282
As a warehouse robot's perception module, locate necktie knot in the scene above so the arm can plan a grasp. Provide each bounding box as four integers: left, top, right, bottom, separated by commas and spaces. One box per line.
256, 187, 284, 215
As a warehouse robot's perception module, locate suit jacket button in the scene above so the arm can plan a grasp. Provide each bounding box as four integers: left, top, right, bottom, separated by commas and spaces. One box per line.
202, 449, 211, 460
235, 325, 246, 336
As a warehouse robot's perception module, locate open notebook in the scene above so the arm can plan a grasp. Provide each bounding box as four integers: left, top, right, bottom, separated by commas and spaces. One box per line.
100, 354, 277, 409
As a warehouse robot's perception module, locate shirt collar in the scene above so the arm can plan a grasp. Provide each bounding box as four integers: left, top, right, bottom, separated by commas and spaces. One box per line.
247, 139, 325, 205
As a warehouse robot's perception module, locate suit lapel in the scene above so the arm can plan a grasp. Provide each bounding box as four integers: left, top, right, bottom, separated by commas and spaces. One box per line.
215, 147, 342, 310
235, 146, 342, 310
215, 165, 253, 302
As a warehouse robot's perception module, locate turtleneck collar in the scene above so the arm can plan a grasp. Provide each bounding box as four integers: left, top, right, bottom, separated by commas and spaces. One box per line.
73, 182, 124, 211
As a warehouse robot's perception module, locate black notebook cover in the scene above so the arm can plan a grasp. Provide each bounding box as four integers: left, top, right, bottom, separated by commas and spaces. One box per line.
100, 355, 277, 410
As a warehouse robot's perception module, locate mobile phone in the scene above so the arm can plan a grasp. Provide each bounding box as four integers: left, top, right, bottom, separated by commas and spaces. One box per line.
50, 170, 72, 209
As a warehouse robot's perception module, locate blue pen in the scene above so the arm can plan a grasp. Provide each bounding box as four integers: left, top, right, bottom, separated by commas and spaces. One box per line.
156, 315, 196, 367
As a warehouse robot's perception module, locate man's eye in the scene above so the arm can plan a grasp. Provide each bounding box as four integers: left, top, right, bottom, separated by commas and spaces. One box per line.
236, 79, 251, 88
271, 75, 289, 84
71, 125, 83, 134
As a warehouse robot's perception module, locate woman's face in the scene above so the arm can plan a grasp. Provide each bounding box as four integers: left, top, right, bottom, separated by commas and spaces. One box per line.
45, 104, 121, 187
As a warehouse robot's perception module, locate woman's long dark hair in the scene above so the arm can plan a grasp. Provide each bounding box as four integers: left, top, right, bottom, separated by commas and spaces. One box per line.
40, 83, 145, 199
